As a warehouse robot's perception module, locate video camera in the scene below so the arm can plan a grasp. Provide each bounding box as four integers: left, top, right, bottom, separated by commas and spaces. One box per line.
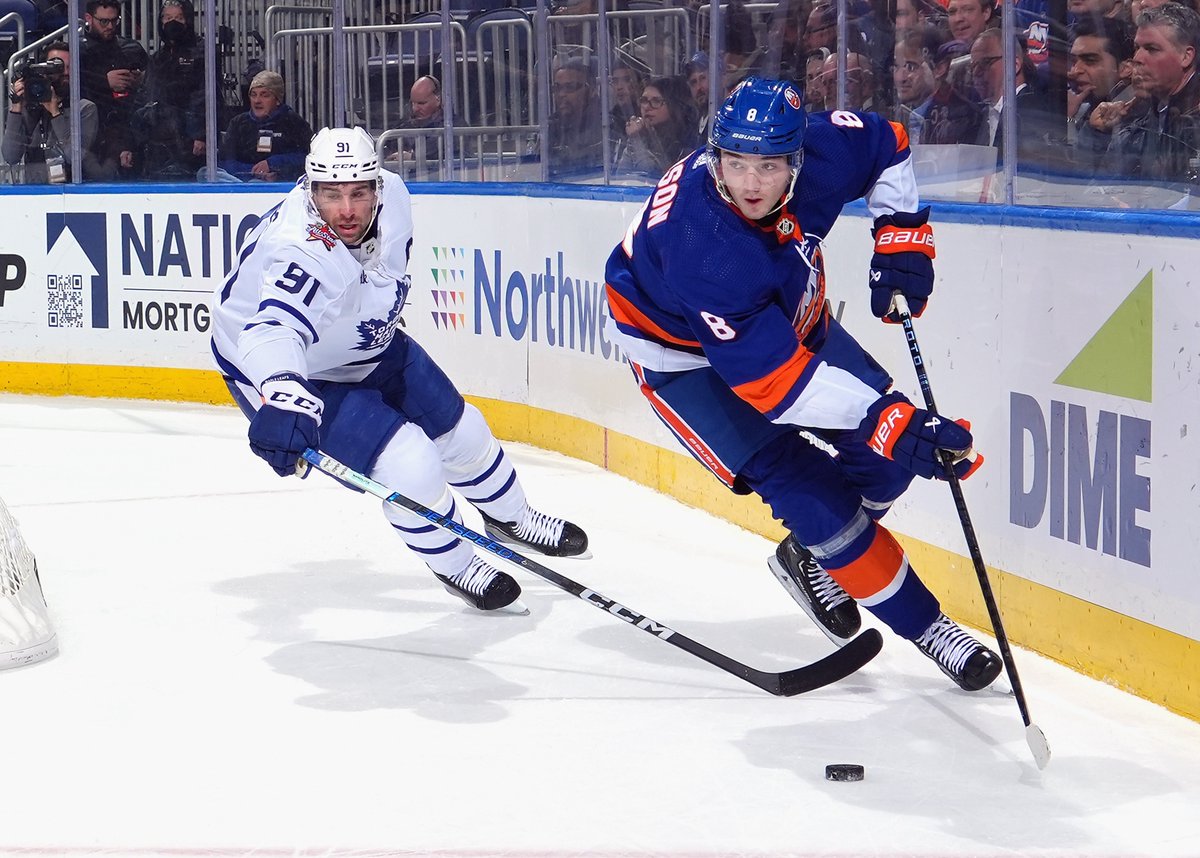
11, 57, 65, 106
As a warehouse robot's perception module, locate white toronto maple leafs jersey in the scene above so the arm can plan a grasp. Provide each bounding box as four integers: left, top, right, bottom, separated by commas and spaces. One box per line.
211, 171, 414, 390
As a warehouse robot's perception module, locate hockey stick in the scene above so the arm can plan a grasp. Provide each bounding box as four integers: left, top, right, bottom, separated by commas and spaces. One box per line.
300, 447, 883, 697
891, 293, 1052, 769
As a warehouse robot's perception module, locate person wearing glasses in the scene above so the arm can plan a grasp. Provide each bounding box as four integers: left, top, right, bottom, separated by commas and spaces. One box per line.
968, 28, 1066, 169
80, 0, 147, 179
540, 59, 605, 179
615, 75, 700, 179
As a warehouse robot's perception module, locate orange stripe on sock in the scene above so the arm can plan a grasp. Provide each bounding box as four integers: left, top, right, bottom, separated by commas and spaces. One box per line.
825, 525, 906, 600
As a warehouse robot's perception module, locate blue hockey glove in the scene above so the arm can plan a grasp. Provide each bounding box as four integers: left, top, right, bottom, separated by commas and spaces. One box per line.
860, 392, 983, 481
248, 372, 323, 477
869, 207, 935, 323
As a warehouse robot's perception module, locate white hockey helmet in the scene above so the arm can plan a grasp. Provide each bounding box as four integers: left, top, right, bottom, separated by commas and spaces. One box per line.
305, 127, 383, 243
305, 127, 380, 182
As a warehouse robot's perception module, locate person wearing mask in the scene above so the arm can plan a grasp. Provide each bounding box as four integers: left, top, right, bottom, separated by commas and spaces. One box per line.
129, 0, 208, 180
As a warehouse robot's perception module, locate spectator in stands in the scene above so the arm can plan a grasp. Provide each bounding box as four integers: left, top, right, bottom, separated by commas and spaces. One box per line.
3, 41, 101, 183
79, 0, 146, 179
806, 4, 839, 54
947, 0, 997, 47
129, 0, 207, 180
722, 0, 759, 74
609, 59, 645, 131
913, 39, 986, 144
216, 70, 312, 182
970, 28, 1068, 167
614, 75, 699, 178
820, 51, 878, 111
1095, 3, 1200, 181
893, 29, 938, 137
766, 2, 808, 83
805, 48, 831, 111
683, 52, 710, 140
543, 59, 605, 178
897, 0, 950, 33
1068, 17, 1136, 170
1068, 0, 1132, 22
397, 75, 445, 162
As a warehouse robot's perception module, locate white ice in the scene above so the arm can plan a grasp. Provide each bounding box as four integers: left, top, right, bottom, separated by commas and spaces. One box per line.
2, 394, 1199, 858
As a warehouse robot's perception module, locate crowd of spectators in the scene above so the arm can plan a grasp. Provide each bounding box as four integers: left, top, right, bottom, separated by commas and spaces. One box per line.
6, 0, 1200, 192
4, 0, 313, 185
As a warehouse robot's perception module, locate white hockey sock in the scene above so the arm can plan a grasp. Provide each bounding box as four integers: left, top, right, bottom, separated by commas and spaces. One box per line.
371, 423, 473, 577
435, 404, 526, 524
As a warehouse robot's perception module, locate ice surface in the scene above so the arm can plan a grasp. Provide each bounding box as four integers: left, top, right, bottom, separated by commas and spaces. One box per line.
2, 394, 1198, 858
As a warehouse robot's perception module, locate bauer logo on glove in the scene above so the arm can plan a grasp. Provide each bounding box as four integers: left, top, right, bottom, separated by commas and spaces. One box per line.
869, 207, 935, 323
860, 392, 983, 481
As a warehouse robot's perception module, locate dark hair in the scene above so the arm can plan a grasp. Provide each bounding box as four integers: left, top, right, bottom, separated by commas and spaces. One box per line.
640, 75, 700, 166
42, 40, 69, 57
1073, 16, 1135, 65
86, 0, 121, 14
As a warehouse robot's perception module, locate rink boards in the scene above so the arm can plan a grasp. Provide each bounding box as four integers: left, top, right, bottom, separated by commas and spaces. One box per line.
0, 182, 1196, 721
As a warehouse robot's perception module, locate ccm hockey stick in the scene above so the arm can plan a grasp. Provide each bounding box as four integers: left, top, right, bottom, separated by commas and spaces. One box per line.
301, 448, 882, 697
892, 293, 1051, 769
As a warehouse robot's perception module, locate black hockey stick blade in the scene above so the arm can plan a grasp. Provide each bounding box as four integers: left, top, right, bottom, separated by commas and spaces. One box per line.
301, 448, 882, 697
771, 628, 883, 696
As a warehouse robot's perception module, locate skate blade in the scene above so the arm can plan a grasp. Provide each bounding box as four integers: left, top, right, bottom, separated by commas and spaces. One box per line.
493, 596, 530, 616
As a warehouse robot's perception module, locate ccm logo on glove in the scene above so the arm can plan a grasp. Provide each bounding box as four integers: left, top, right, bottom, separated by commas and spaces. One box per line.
262, 372, 323, 420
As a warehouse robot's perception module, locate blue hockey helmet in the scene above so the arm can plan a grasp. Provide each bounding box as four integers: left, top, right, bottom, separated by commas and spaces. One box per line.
707, 77, 806, 211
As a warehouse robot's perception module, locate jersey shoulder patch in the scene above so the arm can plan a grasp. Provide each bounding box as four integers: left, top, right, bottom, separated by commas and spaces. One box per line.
306, 222, 340, 251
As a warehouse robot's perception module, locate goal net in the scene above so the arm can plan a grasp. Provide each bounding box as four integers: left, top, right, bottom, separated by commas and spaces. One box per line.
0, 495, 57, 670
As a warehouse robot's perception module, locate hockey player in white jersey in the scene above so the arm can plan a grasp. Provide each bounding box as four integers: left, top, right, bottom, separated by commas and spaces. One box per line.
212, 127, 588, 613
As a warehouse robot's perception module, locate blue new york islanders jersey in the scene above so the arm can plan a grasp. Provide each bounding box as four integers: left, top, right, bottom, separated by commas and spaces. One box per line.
604, 111, 921, 431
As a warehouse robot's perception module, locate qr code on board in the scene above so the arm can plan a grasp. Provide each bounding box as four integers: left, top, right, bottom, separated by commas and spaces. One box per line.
47, 274, 84, 328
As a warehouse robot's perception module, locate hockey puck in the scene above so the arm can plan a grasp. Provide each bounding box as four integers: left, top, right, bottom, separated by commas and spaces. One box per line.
825, 764, 865, 782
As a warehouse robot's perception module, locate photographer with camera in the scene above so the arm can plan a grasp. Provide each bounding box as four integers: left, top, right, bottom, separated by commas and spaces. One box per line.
3, 43, 100, 184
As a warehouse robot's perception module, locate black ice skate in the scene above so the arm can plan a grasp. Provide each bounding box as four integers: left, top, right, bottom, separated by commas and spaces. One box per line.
914, 612, 1003, 691
482, 507, 590, 559
767, 534, 861, 646
436, 556, 528, 614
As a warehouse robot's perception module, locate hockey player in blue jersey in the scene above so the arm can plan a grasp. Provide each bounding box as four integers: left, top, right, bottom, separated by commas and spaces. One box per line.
604, 77, 1002, 691
212, 127, 588, 613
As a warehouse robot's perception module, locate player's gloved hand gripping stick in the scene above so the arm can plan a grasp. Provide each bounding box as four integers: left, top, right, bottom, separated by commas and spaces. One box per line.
892, 292, 1051, 769
299, 448, 883, 697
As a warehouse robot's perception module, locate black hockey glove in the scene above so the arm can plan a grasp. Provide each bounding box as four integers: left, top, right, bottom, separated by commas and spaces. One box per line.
248, 372, 323, 477
859, 392, 982, 481
869, 207, 935, 323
